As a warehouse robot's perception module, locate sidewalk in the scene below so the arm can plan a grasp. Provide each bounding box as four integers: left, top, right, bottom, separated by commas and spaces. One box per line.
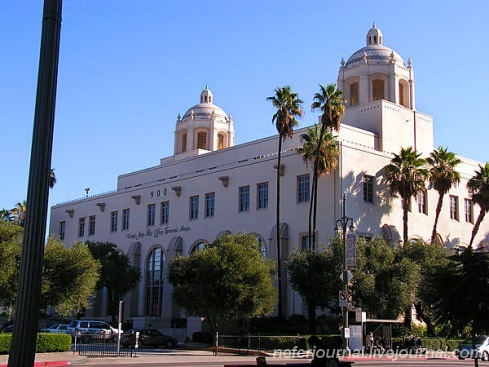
0, 351, 86, 366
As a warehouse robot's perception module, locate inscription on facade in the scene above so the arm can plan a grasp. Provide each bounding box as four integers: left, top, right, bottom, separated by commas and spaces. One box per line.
126, 225, 191, 240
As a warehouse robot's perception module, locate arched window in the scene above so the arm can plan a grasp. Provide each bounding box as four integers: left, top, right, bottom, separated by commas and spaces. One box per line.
197, 132, 207, 150
255, 236, 267, 258
350, 82, 359, 106
218, 133, 225, 150
182, 133, 187, 152
372, 79, 384, 101
145, 247, 165, 317
399, 81, 408, 107
191, 241, 207, 253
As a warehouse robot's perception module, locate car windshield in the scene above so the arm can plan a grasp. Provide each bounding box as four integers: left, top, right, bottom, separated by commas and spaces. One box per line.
462, 336, 487, 345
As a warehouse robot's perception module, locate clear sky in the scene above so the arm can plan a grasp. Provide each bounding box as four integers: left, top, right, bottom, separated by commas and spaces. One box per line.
1, 0, 488, 214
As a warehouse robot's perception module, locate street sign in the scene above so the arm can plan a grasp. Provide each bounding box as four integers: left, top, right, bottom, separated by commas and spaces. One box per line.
340, 270, 353, 284
346, 234, 357, 270
343, 327, 350, 339
339, 290, 348, 307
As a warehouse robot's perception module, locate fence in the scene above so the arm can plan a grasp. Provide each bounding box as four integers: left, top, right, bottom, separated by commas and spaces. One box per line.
214, 333, 306, 355
72, 333, 134, 357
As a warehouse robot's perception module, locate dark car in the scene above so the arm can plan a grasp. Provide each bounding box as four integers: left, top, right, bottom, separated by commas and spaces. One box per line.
121, 328, 177, 349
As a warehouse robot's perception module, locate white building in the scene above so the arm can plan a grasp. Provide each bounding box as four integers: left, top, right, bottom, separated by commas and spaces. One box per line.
49, 24, 488, 327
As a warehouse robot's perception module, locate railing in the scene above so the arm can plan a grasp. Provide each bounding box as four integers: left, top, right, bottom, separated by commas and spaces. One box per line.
72, 333, 134, 357
214, 333, 306, 356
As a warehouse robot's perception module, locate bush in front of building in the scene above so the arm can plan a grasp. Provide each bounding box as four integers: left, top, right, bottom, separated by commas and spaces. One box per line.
0, 333, 71, 354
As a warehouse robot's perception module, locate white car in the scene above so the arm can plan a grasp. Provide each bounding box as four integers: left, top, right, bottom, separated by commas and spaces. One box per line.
456, 336, 489, 360
67, 320, 119, 342
40, 323, 69, 333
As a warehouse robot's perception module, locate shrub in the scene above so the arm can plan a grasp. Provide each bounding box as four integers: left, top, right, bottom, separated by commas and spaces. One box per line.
0, 333, 71, 354
192, 331, 213, 344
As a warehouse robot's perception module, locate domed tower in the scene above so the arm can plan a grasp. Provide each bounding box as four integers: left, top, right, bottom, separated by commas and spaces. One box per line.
338, 23, 415, 110
337, 24, 433, 154
174, 86, 235, 155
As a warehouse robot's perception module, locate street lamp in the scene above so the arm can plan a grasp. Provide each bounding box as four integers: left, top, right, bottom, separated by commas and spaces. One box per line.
334, 193, 355, 354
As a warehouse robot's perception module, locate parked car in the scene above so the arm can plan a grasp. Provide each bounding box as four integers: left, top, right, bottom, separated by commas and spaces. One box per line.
66, 320, 120, 342
121, 328, 177, 349
455, 336, 489, 360
40, 323, 69, 333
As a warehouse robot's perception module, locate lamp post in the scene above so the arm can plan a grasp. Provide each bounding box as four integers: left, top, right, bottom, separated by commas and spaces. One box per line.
335, 193, 355, 355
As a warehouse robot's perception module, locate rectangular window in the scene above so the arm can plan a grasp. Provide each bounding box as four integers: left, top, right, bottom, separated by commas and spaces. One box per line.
257, 182, 269, 209
59, 221, 65, 240
465, 198, 473, 224
189, 196, 199, 220
110, 211, 118, 232
372, 79, 385, 101
450, 195, 459, 221
301, 235, 312, 251
239, 186, 250, 212
297, 174, 310, 202
161, 201, 169, 224
350, 82, 358, 106
205, 192, 215, 217
78, 217, 85, 238
122, 209, 130, 230
147, 204, 156, 226
417, 190, 427, 214
88, 215, 96, 236
363, 175, 373, 203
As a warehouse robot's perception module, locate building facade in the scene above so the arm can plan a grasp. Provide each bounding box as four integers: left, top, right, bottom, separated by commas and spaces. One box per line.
49, 24, 488, 326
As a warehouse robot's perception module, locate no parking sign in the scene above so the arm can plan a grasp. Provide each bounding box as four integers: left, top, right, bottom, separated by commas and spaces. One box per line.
339, 290, 348, 307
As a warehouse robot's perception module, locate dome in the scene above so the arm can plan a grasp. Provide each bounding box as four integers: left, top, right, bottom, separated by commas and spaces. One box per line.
344, 23, 406, 68
181, 86, 229, 121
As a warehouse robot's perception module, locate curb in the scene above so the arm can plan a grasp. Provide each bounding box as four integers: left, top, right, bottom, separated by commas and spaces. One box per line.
0, 361, 70, 367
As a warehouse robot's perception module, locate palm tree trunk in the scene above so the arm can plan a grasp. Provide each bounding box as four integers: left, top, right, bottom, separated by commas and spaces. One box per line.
312, 172, 319, 251
430, 194, 445, 244
469, 209, 486, 248
308, 177, 314, 251
276, 137, 283, 320
402, 199, 409, 244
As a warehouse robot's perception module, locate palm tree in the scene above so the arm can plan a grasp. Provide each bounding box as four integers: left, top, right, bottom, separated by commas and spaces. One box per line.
309, 84, 345, 250
267, 86, 303, 319
385, 147, 429, 244
49, 168, 57, 188
11, 201, 27, 227
298, 125, 339, 250
467, 163, 489, 248
426, 147, 461, 244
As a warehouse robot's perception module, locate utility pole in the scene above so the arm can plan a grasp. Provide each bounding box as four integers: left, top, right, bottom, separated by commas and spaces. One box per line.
8, 1, 62, 366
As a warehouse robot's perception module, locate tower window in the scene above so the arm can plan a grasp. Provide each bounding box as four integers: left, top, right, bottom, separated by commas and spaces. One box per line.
218, 134, 225, 150
372, 79, 384, 101
182, 133, 187, 152
197, 132, 207, 150
399, 82, 407, 107
350, 82, 358, 106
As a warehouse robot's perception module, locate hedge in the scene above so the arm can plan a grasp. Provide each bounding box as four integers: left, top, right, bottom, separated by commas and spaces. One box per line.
0, 333, 72, 354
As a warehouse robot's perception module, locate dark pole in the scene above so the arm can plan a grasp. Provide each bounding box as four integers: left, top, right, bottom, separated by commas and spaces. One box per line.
8, 1, 62, 366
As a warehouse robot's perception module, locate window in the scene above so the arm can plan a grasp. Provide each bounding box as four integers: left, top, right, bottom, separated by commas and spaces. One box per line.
205, 192, 215, 217
350, 82, 359, 106
417, 190, 427, 214
256, 236, 267, 258
191, 241, 207, 253
197, 132, 207, 149
450, 195, 459, 221
301, 235, 313, 251
218, 134, 224, 150
257, 182, 269, 209
145, 247, 165, 317
399, 82, 407, 107
239, 186, 250, 212
78, 217, 85, 238
465, 198, 473, 223
147, 204, 156, 226
363, 175, 373, 203
182, 133, 187, 152
122, 209, 130, 230
59, 221, 65, 240
110, 211, 118, 232
89, 215, 96, 236
372, 79, 384, 101
161, 201, 169, 224
297, 174, 310, 202
189, 196, 199, 220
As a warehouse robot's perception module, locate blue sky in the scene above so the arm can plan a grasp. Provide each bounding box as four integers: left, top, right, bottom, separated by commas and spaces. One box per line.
1, 0, 488, 213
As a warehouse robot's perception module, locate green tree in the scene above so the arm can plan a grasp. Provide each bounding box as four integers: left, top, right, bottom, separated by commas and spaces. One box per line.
401, 239, 450, 336
11, 201, 27, 227
42, 239, 100, 316
385, 147, 429, 244
287, 249, 342, 333
429, 248, 489, 366
298, 125, 338, 251
87, 241, 141, 323
0, 221, 23, 318
426, 146, 461, 244
352, 237, 421, 319
167, 233, 276, 335
267, 86, 303, 319
467, 163, 489, 248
